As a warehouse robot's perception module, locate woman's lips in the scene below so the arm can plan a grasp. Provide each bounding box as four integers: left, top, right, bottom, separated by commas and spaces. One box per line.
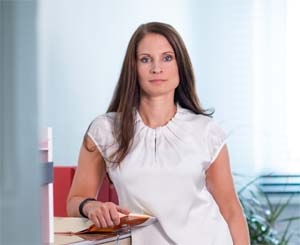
149, 79, 167, 83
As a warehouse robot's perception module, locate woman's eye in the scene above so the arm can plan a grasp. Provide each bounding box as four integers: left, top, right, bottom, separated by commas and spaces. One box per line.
141, 57, 151, 63
163, 55, 173, 62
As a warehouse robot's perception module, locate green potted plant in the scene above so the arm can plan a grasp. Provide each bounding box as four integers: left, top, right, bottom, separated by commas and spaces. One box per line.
235, 174, 300, 244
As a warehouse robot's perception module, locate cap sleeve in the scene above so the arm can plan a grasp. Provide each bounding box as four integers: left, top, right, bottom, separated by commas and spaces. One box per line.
206, 120, 226, 168
87, 115, 116, 161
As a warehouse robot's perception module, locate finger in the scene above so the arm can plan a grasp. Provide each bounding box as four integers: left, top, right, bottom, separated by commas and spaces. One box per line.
109, 207, 120, 225
101, 207, 114, 227
98, 214, 108, 228
116, 206, 130, 215
89, 212, 102, 228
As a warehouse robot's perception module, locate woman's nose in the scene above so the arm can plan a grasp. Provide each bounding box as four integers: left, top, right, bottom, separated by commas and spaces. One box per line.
150, 62, 162, 74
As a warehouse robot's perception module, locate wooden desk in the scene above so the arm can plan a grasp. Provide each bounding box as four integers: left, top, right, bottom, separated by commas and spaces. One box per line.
54, 217, 131, 245
54, 233, 131, 245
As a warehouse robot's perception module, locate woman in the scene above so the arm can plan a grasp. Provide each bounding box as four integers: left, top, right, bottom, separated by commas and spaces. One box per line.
67, 22, 250, 244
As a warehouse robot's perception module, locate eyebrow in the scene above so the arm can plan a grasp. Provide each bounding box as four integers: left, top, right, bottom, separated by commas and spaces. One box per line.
137, 51, 175, 56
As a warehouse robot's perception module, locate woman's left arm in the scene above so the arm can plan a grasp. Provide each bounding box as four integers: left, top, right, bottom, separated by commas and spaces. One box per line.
206, 145, 250, 245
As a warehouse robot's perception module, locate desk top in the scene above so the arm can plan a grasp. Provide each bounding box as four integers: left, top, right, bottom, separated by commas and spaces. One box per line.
54, 217, 131, 245
54, 233, 131, 245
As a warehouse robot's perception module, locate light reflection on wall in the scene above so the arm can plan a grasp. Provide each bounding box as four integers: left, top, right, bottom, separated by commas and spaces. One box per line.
286, 0, 300, 172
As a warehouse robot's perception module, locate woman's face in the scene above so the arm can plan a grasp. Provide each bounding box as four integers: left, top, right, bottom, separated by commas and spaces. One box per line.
136, 33, 180, 98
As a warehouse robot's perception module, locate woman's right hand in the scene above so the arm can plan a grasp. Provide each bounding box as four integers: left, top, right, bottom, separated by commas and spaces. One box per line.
83, 200, 130, 228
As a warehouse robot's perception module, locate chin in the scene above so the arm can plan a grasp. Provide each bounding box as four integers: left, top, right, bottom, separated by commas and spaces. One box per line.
141, 81, 178, 92
141, 88, 176, 98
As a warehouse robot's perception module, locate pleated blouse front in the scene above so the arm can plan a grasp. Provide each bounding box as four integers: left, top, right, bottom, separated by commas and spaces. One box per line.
87, 104, 233, 245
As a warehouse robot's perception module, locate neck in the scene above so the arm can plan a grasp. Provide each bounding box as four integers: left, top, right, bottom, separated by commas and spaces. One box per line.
138, 98, 177, 128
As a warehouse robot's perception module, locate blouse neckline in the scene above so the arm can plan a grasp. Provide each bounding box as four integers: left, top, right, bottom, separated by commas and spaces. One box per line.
135, 103, 181, 130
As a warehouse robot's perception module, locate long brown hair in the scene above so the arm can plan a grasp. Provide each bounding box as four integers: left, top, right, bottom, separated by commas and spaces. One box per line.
84, 22, 213, 164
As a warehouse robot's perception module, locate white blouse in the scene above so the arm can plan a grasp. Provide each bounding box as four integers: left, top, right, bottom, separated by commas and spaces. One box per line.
88, 104, 233, 245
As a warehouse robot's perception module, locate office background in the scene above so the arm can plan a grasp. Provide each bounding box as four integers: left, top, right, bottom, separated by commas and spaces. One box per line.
39, 0, 299, 175
1, 0, 299, 244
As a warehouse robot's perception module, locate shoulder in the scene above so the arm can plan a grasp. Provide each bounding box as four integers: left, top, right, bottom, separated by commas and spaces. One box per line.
176, 106, 226, 142
86, 112, 119, 160
177, 106, 216, 130
90, 112, 117, 127
87, 112, 118, 140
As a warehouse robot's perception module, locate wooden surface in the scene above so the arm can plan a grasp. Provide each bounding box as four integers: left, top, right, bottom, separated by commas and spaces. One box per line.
54, 217, 131, 244
54, 233, 131, 245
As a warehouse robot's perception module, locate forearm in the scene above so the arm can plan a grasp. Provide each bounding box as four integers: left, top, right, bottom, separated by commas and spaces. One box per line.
225, 210, 250, 245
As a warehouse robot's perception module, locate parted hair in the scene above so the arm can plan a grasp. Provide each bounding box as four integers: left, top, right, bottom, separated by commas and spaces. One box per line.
84, 22, 213, 164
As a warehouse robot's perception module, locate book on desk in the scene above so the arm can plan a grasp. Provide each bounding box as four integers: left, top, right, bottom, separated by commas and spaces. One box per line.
54, 213, 157, 244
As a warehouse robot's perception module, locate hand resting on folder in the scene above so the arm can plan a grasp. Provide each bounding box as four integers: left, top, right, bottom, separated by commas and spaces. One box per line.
55, 212, 157, 234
